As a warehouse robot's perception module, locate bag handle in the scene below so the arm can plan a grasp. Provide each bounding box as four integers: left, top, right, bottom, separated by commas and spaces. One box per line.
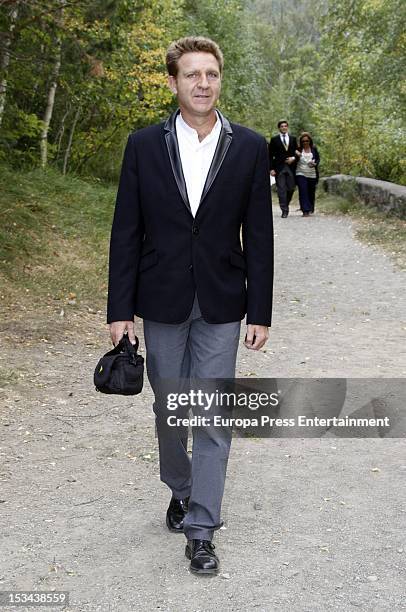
104, 333, 139, 358
121, 333, 139, 355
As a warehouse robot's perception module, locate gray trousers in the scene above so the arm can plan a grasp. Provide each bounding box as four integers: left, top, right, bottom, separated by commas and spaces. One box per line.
143, 295, 241, 541
276, 165, 296, 212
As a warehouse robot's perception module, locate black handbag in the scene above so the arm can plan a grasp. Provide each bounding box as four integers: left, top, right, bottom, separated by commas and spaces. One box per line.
94, 334, 144, 395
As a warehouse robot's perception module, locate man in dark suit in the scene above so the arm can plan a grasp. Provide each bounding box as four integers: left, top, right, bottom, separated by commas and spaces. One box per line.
107, 36, 273, 575
269, 120, 297, 217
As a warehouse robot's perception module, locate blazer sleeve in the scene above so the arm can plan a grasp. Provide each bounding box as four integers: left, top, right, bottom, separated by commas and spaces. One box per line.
107, 134, 145, 323
242, 137, 274, 326
289, 136, 298, 169
290, 135, 298, 155
313, 146, 320, 182
268, 137, 276, 171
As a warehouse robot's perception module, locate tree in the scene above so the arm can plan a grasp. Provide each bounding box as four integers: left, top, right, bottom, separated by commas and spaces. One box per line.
40, 0, 64, 168
0, 1, 19, 127
314, 0, 406, 182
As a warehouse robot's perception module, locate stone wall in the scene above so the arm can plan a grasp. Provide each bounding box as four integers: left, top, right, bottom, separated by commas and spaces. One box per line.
322, 174, 406, 219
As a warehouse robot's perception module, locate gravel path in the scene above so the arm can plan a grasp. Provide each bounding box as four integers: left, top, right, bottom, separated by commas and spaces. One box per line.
0, 206, 405, 611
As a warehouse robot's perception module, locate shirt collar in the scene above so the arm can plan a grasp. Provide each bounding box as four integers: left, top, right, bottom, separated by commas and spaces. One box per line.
177, 110, 221, 146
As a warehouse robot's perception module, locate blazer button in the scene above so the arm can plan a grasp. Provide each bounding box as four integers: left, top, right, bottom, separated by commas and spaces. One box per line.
189, 265, 193, 271
192, 226, 199, 235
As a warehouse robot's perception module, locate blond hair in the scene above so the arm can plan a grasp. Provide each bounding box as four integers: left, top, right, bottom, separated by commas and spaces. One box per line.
166, 36, 224, 77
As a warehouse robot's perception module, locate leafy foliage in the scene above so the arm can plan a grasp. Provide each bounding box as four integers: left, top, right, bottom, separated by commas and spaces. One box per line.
0, 0, 404, 183
314, 0, 406, 183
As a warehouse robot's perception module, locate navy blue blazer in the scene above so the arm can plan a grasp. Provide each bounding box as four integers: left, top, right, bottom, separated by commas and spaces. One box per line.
107, 109, 274, 326
268, 133, 298, 174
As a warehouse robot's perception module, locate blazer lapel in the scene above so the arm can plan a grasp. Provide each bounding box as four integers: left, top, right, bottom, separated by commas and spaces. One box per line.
198, 110, 233, 208
164, 109, 192, 215
163, 108, 233, 215
279, 135, 287, 152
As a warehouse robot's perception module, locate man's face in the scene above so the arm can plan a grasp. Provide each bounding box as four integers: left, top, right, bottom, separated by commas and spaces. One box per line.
168, 52, 221, 118
279, 123, 289, 134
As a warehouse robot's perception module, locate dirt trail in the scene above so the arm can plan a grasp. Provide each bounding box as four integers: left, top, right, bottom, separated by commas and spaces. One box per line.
0, 206, 405, 611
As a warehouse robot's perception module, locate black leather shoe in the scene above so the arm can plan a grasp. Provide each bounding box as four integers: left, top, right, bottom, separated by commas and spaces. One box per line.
185, 539, 219, 575
166, 496, 189, 533
281, 211, 288, 218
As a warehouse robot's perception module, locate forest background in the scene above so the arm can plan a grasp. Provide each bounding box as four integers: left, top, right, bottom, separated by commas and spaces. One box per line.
0, 0, 405, 185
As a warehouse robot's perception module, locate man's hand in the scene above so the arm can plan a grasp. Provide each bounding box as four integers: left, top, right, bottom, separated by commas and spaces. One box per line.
109, 320, 136, 346
286, 156, 295, 165
244, 324, 269, 350
270, 169, 276, 177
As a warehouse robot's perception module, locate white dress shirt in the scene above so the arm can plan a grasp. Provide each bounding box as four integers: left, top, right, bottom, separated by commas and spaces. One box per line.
280, 133, 289, 148
176, 111, 222, 217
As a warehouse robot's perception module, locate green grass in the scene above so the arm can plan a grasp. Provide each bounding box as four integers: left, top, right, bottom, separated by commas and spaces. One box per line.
0, 164, 116, 309
1, 164, 404, 320
318, 191, 406, 269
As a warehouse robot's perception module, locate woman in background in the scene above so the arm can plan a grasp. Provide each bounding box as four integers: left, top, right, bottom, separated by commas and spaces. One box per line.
295, 132, 320, 216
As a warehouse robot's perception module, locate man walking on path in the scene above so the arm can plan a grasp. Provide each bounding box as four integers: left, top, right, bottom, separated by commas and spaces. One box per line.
107, 36, 273, 575
269, 120, 297, 217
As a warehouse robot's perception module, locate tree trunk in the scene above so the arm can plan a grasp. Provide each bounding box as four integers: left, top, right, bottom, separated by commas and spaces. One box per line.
62, 104, 80, 175
55, 104, 71, 160
40, 0, 66, 168
40, 36, 62, 168
0, 3, 19, 128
